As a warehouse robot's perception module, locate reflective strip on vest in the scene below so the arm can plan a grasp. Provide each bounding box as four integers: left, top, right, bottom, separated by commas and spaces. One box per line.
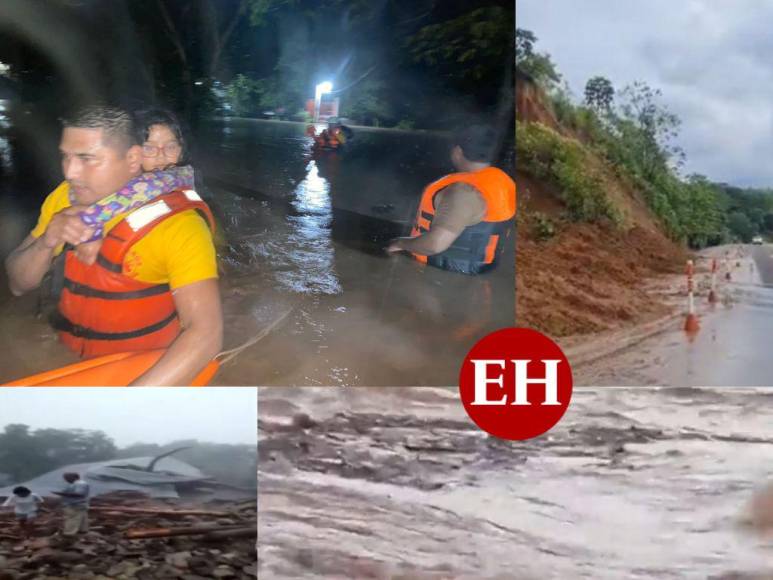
484, 234, 500, 264
125, 200, 172, 231
55, 189, 214, 358
183, 189, 202, 202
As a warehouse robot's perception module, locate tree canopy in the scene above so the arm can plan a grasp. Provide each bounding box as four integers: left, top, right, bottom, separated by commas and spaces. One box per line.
515, 28, 560, 89
516, 28, 773, 247
0, 0, 514, 129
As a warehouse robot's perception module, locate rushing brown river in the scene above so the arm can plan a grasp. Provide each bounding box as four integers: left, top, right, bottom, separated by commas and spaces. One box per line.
258, 387, 773, 579
0, 116, 514, 385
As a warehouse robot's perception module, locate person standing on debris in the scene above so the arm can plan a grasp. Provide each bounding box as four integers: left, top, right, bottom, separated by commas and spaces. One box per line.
386, 125, 516, 275
53, 472, 91, 536
1, 486, 44, 539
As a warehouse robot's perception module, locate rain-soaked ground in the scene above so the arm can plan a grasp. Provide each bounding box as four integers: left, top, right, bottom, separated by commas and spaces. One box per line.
257, 386, 773, 579
0, 117, 514, 385
573, 245, 773, 387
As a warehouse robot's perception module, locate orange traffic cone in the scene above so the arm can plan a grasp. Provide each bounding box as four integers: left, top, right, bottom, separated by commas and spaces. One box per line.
685, 260, 700, 334
708, 258, 718, 305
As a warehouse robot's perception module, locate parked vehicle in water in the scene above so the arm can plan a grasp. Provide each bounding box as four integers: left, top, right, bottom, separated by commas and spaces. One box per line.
752, 235, 764, 245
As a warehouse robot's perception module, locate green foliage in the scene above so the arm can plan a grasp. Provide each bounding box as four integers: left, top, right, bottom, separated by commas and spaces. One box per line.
295, 108, 313, 123
680, 174, 725, 248
551, 91, 604, 141
225, 74, 260, 116
408, 7, 512, 83
344, 77, 394, 127
550, 89, 577, 127
716, 183, 773, 242
584, 76, 614, 113
253, 78, 282, 110
516, 121, 621, 224
517, 29, 773, 250
727, 211, 756, 242
557, 77, 722, 245
3, 1, 513, 134
0, 424, 117, 482
242, 2, 513, 127
515, 28, 561, 89
225, 74, 288, 116
248, 0, 278, 26
613, 82, 685, 178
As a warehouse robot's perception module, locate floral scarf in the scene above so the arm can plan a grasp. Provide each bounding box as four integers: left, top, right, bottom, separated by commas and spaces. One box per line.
74, 165, 196, 243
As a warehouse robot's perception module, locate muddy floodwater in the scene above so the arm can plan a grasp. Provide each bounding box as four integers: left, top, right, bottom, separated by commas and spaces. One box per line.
0, 118, 514, 385
258, 387, 773, 579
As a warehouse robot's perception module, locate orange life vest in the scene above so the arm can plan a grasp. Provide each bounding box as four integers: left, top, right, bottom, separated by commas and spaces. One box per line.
410, 167, 516, 275
51, 189, 216, 359
314, 129, 339, 149
331, 127, 345, 144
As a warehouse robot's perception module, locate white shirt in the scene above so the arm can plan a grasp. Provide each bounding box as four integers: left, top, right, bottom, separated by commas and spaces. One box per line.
2, 494, 44, 515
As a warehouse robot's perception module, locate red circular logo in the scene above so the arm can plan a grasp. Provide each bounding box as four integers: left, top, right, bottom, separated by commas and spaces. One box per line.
459, 327, 573, 440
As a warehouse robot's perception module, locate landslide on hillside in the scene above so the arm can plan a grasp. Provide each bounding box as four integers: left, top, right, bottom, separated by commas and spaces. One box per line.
516, 73, 687, 337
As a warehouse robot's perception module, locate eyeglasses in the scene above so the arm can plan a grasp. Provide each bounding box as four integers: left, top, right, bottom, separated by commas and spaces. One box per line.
142, 142, 182, 158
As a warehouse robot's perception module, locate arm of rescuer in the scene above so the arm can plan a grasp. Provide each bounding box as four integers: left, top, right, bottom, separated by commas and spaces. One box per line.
5, 206, 93, 296
129, 278, 223, 386
127, 213, 223, 386
385, 182, 487, 255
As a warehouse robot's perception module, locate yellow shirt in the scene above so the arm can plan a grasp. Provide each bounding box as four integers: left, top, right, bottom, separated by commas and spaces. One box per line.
31, 181, 218, 290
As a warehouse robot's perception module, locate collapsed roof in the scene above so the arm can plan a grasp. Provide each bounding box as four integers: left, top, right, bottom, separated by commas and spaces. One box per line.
0, 452, 213, 500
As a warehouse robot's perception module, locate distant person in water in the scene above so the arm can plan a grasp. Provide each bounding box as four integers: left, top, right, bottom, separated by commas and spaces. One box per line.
308, 123, 342, 150
330, 120, 353, 141
386, 125, 516, 275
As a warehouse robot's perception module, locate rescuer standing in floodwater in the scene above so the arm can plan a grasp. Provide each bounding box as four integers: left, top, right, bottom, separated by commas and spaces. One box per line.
386, 125, 516, 275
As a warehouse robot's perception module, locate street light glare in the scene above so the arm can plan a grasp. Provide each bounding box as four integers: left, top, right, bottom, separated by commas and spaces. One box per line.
318, 81, 333, 93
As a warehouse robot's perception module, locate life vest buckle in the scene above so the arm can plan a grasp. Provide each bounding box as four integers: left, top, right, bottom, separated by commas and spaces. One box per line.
71, 323, 88, 338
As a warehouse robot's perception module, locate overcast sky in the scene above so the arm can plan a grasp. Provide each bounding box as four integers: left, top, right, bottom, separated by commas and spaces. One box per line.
0, 388, 256, 447
517, 1, 773, 188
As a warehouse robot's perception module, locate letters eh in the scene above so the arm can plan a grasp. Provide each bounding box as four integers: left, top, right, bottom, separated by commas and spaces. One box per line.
469, 359, 563, 406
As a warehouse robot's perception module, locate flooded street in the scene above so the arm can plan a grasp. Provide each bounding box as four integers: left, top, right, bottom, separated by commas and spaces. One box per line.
0, 118, 514, 385
258, 387, 773, 579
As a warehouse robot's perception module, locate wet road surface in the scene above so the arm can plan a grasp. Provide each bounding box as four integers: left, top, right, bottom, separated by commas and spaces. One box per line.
257, 387, 773, 579
751, 244, 773, 284
0, 118, 514, 385
574, 246, 773, 387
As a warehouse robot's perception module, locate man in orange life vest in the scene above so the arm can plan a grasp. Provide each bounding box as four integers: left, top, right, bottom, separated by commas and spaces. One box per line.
4, 106, 223, 386
386, 125, 515, 275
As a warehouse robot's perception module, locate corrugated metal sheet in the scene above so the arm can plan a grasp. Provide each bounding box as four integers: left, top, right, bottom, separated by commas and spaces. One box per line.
0, 456, 207, 499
